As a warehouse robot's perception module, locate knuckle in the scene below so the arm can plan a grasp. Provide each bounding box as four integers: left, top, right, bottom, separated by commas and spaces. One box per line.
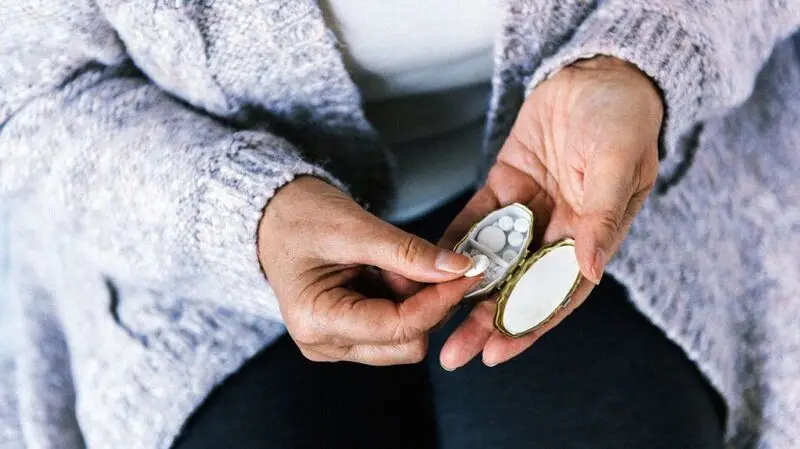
393, 317, 423, 344
634, 157, 659, 191
289, 322, 320, 346
298, 346, 327, 362
395, 234, 426, 265
595, 212, 623, 236
486, 163, 508, 185
405, 340, 428, 364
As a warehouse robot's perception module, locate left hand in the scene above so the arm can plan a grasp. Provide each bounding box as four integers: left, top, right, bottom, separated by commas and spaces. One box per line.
395, 56, 664, 370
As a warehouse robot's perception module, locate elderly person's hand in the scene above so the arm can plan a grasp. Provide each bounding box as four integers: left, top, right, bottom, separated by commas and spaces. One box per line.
258, 176, 480, 365
438, 56, 664, 370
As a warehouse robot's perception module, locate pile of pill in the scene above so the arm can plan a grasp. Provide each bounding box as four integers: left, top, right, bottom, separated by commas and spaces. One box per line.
476, 216, 530, 256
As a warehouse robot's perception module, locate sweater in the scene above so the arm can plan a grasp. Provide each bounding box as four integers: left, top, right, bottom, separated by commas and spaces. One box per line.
0, 1, 798, 448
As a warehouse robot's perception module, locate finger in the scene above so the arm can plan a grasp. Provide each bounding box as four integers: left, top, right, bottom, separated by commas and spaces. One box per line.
296, 344, 334, 363
346, 267, 402, 299
394, 275, 484, 341
340, 214, 473, 283
574, 154, 636, 284
482, 278, 595, 366
389, 187, 499, 300
345, 338, 429, 366
380, 270, 424, 298
297, 339, 428, 366
320, 275, 483, 344
439, 300, 496, 371
438, 186, 500, 249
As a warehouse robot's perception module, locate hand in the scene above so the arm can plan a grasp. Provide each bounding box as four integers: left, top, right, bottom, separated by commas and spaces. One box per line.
438, 56, 664, 370
258, 176, 479, 365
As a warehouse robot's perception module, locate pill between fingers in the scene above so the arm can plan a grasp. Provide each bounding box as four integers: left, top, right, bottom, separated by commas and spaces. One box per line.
464, 254, 490, 277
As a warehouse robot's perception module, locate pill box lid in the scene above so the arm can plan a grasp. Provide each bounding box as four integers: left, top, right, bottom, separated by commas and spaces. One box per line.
494, 238, 582, 337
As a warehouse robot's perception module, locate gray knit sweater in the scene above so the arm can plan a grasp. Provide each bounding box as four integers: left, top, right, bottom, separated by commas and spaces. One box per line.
1, 1, 798, 448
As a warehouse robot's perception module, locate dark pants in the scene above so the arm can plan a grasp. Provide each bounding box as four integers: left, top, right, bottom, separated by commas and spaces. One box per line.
172, 195, 726, 449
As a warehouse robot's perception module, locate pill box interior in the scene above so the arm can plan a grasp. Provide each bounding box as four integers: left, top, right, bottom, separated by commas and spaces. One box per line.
454, 204, 533, 298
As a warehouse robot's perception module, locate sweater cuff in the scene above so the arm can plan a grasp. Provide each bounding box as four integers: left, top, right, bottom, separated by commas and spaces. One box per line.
196, 131, 348, 318
526, 6, 708, 160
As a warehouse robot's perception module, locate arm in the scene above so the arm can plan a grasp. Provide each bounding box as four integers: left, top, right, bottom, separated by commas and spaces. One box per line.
437, 1, 800, 368
0, 0, 344, 318
527, 1, 800, 157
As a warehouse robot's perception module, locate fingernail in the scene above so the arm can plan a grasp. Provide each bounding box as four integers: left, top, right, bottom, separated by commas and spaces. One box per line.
482, 351, 497, 367
435, 251, 472, 274
440, 351, 460, 371
592, 248, 607, 284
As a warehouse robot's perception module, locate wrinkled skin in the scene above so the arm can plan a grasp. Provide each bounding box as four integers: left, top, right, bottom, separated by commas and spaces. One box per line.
434, 56, 664, 369
259, 176, 480, 365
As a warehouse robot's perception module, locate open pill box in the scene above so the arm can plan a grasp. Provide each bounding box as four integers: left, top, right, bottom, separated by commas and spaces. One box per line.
453, 203, 582, 337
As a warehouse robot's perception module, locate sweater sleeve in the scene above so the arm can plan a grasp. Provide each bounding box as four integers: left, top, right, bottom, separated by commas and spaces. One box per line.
0, 0, 347, 318
526, 1, 800, 160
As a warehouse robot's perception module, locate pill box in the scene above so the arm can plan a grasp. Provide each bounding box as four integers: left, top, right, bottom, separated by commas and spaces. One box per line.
453, 203, 582, 337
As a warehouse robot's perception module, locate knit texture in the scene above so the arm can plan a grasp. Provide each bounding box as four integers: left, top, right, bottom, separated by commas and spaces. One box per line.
0, 1, 798, 448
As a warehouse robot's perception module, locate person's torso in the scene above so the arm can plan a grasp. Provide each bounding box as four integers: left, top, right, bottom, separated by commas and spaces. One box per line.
322, 0, 503, 221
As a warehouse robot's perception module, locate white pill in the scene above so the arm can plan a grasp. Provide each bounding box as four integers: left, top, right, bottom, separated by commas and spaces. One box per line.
508, 231, 525, 247
476, 226, 507, 253
514, 218, 530, 233
497, 216, 514, 231
502, 249, 518, 262
464, 254, 490, 277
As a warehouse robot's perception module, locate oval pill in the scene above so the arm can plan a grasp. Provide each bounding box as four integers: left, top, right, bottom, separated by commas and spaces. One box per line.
476, 226, 507, 253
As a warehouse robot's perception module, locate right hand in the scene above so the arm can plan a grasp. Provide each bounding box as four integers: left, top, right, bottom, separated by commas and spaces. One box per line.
258, 176, 479, 365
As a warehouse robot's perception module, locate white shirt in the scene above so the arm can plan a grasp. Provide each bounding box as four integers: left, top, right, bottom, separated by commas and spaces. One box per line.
323, 1, 504, 222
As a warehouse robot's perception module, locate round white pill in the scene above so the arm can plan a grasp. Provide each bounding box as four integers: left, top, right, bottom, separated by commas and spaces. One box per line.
514, 218, 530, 233
464, 254, 490, 278
476, 226, 507, 253
502, 249, 518, 262
497, 216, 514, 231
508, 231, 525, 247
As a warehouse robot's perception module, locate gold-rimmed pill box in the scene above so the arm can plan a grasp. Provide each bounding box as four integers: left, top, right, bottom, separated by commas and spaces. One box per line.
454, 203, 583, 338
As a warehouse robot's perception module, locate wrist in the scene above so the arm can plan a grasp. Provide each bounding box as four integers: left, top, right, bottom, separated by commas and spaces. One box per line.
257, 175, 351, 264
571, 56, 664, 114
262, 175, 336, 221
258, 176, 326, 265
570, 55, 634, 71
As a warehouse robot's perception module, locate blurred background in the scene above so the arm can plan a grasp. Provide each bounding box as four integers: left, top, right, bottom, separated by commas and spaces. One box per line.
0, 203, 9, 357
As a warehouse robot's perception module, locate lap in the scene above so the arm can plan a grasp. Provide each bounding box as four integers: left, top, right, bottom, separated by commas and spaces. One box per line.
426, 278, 725, 449
171, 277, 724, 449
170, 331, 436, 449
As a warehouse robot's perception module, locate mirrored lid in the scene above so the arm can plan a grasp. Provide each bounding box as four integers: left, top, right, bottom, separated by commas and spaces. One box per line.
494, 239, 582, 337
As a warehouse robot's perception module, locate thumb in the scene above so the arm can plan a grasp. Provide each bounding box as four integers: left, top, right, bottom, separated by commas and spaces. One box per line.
575, 155, 635, 284
344, 214, 473, 283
